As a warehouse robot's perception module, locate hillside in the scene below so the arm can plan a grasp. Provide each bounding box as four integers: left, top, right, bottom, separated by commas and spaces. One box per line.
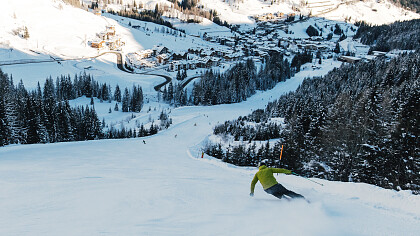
205, 51, 420, 193
0, 0, 419, 234
104, 0, 420, 25
1, 67, 420, 235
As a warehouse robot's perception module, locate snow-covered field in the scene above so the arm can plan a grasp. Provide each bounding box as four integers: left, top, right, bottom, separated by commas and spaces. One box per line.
1, 61, 420, 236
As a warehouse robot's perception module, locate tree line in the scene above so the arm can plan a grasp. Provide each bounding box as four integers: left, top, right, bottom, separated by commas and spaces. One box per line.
0, 70, 167, 147
161, 52, 292, 106
388, 0, 420, 13
354, 19, 420, 52
205, 51, 420, 194
108, 6, 175, 30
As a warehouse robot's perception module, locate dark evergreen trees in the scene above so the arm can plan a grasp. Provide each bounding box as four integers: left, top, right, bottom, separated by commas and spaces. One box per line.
183, 53, 292, 106
205, 51, 420, 194
354, 19, 420, 52
306, 25, 319, 37
0, 70, 148, 147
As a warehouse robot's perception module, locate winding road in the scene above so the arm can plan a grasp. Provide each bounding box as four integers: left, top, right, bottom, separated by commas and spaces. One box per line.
0, 51, 179, 92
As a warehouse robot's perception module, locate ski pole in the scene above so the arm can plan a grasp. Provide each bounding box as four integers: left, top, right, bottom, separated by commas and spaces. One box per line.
279, 145, 284, 161
292, 172, 324, 186
277, 145, 284, 176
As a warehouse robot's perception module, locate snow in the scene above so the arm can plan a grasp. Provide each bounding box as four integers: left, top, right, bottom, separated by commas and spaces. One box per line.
1, 1, 420, 235
2, 58, 420, 235
197, 0, 420, 25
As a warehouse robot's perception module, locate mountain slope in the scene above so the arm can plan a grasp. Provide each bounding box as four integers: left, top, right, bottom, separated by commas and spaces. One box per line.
1, 64, 419, 236
198, 0, 420, 25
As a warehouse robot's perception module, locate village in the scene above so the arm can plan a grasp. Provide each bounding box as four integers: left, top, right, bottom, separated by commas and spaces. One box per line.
88, 9, 390, 76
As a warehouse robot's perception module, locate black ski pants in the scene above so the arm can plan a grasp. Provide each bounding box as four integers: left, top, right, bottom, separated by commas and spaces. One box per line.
264, 183, 304, 200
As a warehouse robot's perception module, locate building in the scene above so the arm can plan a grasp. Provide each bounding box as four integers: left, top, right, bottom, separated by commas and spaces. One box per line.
338, 56, 362, 63
156, 54, 170, 64
91, 40, 105, 48
153, 46, 170, 56
136, 49, 154, 59
106, 26, 116, 37
107, 38, 122, 50
372, 51, 387, 57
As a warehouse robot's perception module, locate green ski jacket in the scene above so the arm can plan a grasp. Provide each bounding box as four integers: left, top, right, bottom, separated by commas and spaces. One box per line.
250, 165, 292, 194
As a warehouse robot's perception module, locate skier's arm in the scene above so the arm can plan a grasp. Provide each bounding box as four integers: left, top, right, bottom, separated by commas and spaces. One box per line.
271, 168, 292, 174
250, 174, 259, 195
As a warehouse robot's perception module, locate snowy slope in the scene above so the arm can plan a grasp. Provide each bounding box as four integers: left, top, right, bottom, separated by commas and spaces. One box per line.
200, 0, 420, 25
0, 0, 140, 59
1, 2, 420, 234
85, 0, 420, 25
1, 62, 420, 236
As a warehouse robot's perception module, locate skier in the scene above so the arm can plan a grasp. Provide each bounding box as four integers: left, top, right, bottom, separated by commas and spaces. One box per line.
250, 161, 305, 200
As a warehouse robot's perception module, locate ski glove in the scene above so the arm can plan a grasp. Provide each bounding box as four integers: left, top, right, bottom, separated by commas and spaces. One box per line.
250, 193, 254, 197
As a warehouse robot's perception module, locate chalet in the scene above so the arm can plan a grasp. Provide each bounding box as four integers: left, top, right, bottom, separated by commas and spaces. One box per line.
225, 41, 235, 47
338, 55, 362, 63
106, 38, 122, 50
363, 55, 377, 61
200, 49, 212, 57
188, 48, 202, 55
224, 52, 242, 61
106, 25, 116, 37
197, 58, 208, 68
97, 32, 107, 40
205, 58, 214, 68
304, 44, 318, 50
91, 40, 105, 48
156, 54, 170, 64
136, 49, 154, 59
276, 12, 284, 18
169, 61, 179, 71
172, 52, 188, 60
372, 51, 387, 57
153, 46, 170, 56
188, 60, 198, 69
169, 59, 199, 71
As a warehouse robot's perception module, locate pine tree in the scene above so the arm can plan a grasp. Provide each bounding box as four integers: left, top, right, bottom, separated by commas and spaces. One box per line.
114, 84, 121, 102
122, 88, 130, 112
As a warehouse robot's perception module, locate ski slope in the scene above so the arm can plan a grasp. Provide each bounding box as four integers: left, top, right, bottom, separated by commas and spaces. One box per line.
1, 63, 419, 236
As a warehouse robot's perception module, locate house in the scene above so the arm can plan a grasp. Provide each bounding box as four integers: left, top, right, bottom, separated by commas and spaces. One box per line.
188, 60, 197, 69
97, 32, 107, 40
172, 52, 188, 60
107, 37, 122, 50
136, 49, 154, 59
156, 54, 170, 64
106, 26, 116, 36
338, 55, 362, 63
169, 61, 179, 71
91, 40, 105, 48
225, 41, 235, 47
188, 48, 202, 55
372, 51, 387, 57
153, 46, 170, 56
